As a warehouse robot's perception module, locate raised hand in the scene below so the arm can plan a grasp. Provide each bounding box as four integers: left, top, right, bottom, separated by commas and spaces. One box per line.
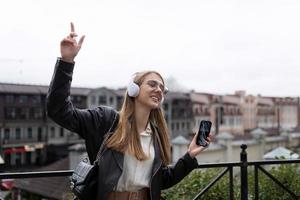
60, 22, 85, 63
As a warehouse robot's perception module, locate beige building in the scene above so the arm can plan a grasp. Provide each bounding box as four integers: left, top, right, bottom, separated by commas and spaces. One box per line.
273, 97, 298, 130
218, 94, 244, 135
242, 94, 257, 130
190, 92, 211, 133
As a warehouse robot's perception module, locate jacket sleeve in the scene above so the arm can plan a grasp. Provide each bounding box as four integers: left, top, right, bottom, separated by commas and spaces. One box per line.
160, 152, 198, 190
46, 58, 116, 154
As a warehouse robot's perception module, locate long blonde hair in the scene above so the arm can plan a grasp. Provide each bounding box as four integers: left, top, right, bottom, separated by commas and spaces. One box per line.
106, 71, 171, 165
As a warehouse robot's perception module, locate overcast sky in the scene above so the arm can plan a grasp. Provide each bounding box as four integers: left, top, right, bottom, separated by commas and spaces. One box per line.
1, 0, 300, 97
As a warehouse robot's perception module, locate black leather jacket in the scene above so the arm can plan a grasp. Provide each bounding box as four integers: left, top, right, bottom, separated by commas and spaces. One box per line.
46, 58, 199, 200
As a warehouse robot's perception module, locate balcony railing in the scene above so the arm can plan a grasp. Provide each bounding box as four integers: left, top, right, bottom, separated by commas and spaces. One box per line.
0, 144, 299, 200
191, 145, 300, 200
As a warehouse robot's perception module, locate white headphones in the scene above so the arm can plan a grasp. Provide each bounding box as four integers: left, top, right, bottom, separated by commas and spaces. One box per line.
127, 75, 140, 97
127, 74, 165, 105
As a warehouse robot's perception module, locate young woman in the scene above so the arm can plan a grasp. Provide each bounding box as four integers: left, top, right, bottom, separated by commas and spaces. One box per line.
46, 23, 211, 200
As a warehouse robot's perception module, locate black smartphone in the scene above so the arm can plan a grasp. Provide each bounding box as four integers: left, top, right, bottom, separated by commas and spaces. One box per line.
196, 120, 212, 147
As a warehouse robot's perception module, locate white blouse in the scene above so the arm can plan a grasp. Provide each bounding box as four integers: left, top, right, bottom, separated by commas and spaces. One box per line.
116, 123, 155, 191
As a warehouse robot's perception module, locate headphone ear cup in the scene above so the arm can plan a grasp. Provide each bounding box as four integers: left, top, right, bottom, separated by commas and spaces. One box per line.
160, 97, 164, 105
127, 81, 140, 97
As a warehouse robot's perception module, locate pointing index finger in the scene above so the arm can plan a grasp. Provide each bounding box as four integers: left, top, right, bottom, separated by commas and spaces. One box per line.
70, 22, 75, 32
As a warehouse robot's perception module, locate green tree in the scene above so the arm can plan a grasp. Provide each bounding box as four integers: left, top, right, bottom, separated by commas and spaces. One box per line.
162, 168, 239, 200
248, 164, 300, 200
162, 164, 300, 200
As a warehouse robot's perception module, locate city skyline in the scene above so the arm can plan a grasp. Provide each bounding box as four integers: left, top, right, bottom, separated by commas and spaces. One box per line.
1, 0, 300, 96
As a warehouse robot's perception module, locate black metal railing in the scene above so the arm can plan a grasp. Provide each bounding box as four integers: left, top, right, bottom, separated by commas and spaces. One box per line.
0, 144, 300, 200
251, 160, 300, 200
192, 144, 300, 200
0, 170, 73, 179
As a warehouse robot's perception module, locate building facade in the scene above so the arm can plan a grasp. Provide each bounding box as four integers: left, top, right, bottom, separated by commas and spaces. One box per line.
0, 82, 299, 169
0, 83, 90, 169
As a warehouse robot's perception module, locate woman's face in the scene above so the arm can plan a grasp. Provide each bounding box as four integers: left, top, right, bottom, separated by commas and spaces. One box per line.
135, 73, 166, 110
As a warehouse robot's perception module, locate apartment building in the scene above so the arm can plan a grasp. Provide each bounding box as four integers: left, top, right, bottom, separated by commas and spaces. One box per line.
239, 93, 299, 134
218, 94, 244, 135
190, 92, 212, 133
198, 92, 244, 135
164, 92, 194, 138
87, 87, 125, 110
243, 94, 257, 130
0, 83, 90, 168
256, 96, 276, 129
1, 82, 299, 169
272, 97, 298, 130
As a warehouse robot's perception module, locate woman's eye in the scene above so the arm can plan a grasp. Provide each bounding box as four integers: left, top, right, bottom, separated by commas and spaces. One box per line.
148, 81, 156, 87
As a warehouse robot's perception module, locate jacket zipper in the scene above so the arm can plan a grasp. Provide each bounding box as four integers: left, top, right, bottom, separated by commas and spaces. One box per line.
150, 161, 162, 200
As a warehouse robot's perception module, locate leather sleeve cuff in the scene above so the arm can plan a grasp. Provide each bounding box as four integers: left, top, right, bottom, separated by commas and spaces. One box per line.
56, 57, 75, 72
183, 152, 199, 169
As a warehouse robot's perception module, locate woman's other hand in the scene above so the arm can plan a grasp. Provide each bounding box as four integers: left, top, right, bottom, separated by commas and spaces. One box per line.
60, 22, 85, 63
188, 133, 212, 158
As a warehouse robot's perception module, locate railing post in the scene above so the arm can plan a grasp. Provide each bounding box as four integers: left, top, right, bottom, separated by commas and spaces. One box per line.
240, 144, 248, 200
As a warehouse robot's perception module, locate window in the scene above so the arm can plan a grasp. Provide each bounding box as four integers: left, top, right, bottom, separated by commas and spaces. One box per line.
29, 108, 35, 119
34, 108, 43, 119
32, 95, 41, 104
109, 97, 114, 104
91, 96, 96, 104
163, 104, 168, 111
165, 115, 168, 123
176, 122, 180, 130
71, 95, 82, 103
38, 127, 42, 141
229, 117, 234, 126
187, 122, 190, 129
27, 127, 32, 139
60, 127, 64, 137
5, 107, 16, 119
4, 154, 11, 165
181, 122, 185, 129
5, 95, 14, 103
50, 127, 55, 138
16, 128, 21, 140
19, 95, 28, 103
15, 153, 22, 166
4, 128, 10, 140
264, 116, 268, 124
98, 95, 107, 104
26, 152, 31, 165
19, 108, 29, 119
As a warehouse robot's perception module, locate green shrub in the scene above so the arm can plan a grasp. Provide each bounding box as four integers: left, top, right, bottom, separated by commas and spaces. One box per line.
162, 164, 300, 200
161, 168, 239, 200
248, 164, 300, 200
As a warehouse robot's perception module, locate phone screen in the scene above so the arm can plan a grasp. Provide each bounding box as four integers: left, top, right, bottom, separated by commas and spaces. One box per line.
196, 120, 212, 146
